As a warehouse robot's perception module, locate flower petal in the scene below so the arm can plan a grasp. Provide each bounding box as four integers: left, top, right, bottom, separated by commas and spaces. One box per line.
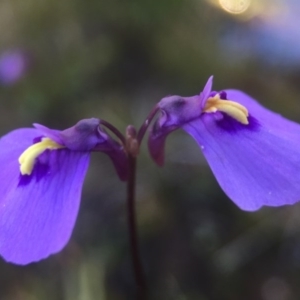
149, 95, 203, 165
199, 75, 213, 109
225, 90, 300, 136
0, 129, 90, 264
183, 109, 300, 211
33, 123, 64, 144
36, 119, 129, 181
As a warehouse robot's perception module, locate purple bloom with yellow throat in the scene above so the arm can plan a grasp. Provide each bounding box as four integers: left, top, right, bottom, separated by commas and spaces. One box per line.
0, 118, 127, 264
149, 76, 300, 211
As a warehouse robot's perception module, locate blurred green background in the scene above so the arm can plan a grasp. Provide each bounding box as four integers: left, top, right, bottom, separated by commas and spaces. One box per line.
1, 0, 300, 299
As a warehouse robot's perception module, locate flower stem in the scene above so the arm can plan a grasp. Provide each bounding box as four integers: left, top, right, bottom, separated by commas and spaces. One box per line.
99, 119, 126, 145
127, 153, 147, 299
137, 105, 159, 144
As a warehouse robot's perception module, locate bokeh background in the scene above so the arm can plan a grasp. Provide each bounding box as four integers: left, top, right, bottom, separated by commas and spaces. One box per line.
1, 0, 300, 299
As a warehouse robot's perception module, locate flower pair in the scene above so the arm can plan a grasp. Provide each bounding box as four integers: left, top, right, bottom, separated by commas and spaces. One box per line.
1, 76, 300, 264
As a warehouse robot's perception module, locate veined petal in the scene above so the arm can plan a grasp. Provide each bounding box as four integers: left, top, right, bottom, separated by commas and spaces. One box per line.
183, 111, 300, 211
0, 129, 38, 196
0, 128, 89, 264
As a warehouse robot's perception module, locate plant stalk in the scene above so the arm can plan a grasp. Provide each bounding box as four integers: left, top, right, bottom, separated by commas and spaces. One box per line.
127, 153, 147, 299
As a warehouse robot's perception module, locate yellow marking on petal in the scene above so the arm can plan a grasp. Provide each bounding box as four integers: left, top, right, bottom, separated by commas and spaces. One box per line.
19, 138, 65, 175
203, 94, 249, 124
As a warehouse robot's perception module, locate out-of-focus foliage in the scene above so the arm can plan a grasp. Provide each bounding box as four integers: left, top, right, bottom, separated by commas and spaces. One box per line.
1, 0, 300, 299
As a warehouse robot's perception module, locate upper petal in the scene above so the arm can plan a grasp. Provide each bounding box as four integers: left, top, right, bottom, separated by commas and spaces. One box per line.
225, 90, 300, 137
0, 128, 90, 264
199, 75, 213, 109
33, 123, 64, 144
148, 76, 215, 165
149, 96, 202, 165
36, 119, 128, 181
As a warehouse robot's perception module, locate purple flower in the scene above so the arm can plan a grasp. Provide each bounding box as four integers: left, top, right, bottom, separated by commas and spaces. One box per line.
0, 118, 127, 264
149, 76, 300, 211
0, 51, 28, 85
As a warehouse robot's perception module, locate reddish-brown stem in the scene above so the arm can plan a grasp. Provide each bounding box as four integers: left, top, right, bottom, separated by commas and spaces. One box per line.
99, 119, 126, 145
137, 105, 159, 144
102, 107, 160, 297
127, 153, 147, 299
